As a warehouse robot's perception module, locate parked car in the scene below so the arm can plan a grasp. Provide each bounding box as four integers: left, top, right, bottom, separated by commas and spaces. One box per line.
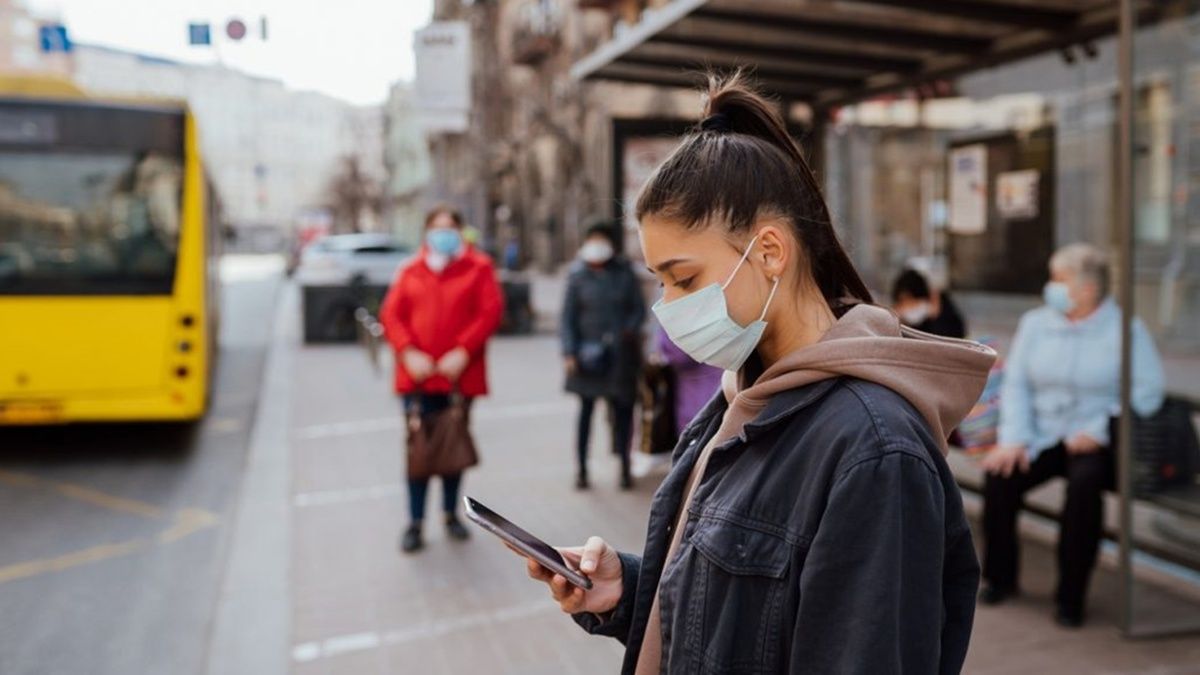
295, 233, 412, 343
293, 233, 411, 288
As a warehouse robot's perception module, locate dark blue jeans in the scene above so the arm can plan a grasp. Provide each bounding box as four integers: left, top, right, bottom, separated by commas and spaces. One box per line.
405, 394, 468, 524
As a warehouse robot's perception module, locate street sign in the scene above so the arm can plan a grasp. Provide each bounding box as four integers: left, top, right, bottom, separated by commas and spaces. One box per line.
414, 22, 472, 134
226, 18, 247, 41
38, 24, 72, 53
188, 22, 211, 45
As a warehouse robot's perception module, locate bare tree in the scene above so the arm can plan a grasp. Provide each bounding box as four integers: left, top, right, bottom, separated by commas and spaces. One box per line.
326, 155, 382, 234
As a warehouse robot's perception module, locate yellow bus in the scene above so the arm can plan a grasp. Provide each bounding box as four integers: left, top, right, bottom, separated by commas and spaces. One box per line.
0, 86, 220, 424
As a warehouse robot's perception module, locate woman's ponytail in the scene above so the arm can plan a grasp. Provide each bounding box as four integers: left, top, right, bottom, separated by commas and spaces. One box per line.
638, 71, 873, 307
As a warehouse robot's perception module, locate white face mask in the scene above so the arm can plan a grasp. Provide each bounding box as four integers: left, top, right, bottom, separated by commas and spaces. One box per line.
652, 235, 780, 372
579, 240, 614, 264
899, 301, 930, 326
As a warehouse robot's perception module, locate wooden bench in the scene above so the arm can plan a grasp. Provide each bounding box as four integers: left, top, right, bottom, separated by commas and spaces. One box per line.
949, 394, 1200, 573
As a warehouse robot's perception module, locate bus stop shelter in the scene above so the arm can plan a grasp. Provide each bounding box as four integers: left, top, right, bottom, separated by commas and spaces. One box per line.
572, 0, 1191, 638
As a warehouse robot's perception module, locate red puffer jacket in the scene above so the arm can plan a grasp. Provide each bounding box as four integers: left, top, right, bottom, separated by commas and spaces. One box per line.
379, 246, 504, 396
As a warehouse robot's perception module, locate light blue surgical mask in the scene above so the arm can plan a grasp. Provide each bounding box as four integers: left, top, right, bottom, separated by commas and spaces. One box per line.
1043, 281, 1075, 314
652, 235, 780, 372
427, 228, 463, 256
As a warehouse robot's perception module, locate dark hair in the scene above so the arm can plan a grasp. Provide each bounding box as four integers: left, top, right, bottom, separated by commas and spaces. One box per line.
424, 203, 464, 229
635, 72, 872, 306
892, 269, 932, 301
583, 221, 618, 246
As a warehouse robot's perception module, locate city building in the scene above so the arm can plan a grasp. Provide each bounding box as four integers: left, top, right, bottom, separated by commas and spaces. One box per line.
383, 82, 432, 248
69, 43, 384, 235
418, 0, 693, 270
0, 0, 70, 78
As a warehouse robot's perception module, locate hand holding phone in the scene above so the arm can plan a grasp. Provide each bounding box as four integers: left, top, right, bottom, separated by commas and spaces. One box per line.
463, 497, 623, 614
524, 536, 624, 616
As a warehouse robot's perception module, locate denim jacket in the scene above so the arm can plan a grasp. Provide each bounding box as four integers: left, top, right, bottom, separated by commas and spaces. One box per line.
998, 299, 1165, 459
574, 378, 980, 674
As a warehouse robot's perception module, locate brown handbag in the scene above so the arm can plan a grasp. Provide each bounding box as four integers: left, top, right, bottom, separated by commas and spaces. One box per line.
406, 393, 479, 480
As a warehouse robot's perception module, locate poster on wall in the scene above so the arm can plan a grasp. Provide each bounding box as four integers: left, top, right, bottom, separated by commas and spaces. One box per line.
621, 136, 681, 263
948, 143, 987, 235
995, 169, 1040, 220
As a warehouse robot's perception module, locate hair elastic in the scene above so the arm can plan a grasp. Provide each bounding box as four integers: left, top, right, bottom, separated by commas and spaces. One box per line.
699, 112, 731, 133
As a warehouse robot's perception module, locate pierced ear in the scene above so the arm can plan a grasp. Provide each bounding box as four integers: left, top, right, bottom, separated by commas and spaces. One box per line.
757, 225, 789, 277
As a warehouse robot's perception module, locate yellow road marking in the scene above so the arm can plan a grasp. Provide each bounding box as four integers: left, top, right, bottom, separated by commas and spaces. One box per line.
0, 539, 147, 584
158, 508, 219, 543
0, 469, 164, 520
0, 470, 222, 584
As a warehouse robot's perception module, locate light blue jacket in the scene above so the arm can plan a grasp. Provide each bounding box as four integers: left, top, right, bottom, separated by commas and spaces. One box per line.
999, 299, 1165, 459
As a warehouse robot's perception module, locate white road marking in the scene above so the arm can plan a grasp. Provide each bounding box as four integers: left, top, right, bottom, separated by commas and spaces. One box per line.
293, 400, 575, 440
293, 483, 401, 508
290, 601, 553, 663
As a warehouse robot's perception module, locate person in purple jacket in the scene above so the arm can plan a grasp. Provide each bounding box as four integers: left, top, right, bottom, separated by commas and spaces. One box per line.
656, 325, 723, 436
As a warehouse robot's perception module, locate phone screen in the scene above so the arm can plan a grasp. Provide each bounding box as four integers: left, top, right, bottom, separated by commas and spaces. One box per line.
465, 497, 564, 564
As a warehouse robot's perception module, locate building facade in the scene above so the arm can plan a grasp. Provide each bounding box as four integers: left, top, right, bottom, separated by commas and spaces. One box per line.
69, 44, 383, 235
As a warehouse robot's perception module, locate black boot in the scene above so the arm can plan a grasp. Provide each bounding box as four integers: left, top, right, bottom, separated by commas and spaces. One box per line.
1054, 604, 1084, 628
979, 584, 1017, 606
576, 470, 590, 490
619, 471, 634, 491
446, 514, 470, 541
400, 524, 424, 554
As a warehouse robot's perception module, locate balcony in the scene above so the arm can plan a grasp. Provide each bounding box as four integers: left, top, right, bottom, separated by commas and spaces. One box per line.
511, 0, 562, 66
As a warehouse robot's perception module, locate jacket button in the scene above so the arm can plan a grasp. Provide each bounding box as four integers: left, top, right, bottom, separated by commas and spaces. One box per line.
736, 544, 747, 558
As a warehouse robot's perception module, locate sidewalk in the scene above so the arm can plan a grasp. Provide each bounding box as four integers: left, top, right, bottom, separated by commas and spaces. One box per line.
274, 306, 1200, 672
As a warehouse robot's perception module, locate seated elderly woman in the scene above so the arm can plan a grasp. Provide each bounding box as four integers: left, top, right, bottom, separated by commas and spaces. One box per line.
979, 243, 1165, 627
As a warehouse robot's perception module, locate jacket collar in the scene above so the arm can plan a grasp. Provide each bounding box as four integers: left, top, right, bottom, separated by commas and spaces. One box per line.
690, 378, 841, 451
1046, 297, 1117, 331
417, 244, 473, 274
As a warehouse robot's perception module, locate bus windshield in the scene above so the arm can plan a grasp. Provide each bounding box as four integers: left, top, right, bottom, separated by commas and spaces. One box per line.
0, 150, 182, 295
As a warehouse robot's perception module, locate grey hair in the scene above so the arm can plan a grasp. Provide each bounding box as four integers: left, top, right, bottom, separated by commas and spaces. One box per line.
1049, 243, 1110, 296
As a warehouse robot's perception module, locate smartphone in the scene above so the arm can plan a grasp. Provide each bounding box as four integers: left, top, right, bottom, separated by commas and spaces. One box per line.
463, 496, 594, 590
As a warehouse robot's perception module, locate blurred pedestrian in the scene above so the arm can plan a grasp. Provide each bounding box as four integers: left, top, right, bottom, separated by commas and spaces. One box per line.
380, 204, 504, 554
891, 267, 967, 338
979, 243, 1165, 627
655, 325, 722, 437
561, 222, 646, 490
518, 74, 994, 674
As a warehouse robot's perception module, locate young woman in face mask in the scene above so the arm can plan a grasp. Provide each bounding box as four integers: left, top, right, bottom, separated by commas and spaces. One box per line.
560, 222, 647, 489
379, 205, 504, 553
979, 242, 1164, 626
515, 74, 996, 674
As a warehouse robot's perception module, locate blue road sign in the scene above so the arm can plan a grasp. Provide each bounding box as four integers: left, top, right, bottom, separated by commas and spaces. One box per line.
188, 22, 212, 46
39, 24, 72, 53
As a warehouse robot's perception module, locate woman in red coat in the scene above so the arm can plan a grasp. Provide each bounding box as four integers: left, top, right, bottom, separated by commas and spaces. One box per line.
380, 205, 504, 553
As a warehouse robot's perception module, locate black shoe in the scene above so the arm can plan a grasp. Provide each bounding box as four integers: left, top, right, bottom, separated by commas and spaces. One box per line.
619, 473, 633, 490
979, 584, 1017, 605
1054, 606, 1084, 628
575, 473, 590, 490
400, 525, 424, 554
446, 515, 470, 541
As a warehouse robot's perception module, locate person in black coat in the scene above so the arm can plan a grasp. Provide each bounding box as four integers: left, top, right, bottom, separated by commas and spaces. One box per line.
560, 222, 646, 490
892, 267, 968, 339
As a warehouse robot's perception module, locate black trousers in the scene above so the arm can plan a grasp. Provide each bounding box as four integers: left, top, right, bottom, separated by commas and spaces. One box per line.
576, 396, 634, 478
982, 443, 1114, 613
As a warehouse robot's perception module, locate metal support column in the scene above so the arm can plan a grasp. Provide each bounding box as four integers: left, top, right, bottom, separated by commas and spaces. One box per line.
1115, 0, 1136, 638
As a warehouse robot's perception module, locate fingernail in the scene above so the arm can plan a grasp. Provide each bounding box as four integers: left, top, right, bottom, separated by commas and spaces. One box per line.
582, 560, 595, 572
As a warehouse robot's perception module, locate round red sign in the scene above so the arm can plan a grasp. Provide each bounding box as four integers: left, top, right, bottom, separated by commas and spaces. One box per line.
226, 18, 247, 41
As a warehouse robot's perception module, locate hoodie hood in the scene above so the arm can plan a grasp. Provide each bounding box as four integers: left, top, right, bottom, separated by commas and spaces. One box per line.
715, 303, 997, 453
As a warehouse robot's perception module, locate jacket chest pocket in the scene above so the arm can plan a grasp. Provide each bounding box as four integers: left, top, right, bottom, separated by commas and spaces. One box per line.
676, 518, 793, 674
